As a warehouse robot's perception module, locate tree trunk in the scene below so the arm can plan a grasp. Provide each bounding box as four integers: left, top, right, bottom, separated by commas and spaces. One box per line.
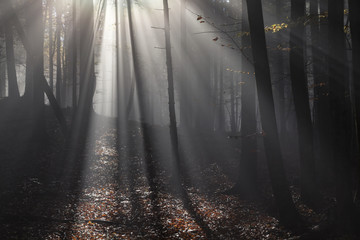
126, 0, 158, 201
328, 0, 356, 230
275, 0, 286, 138
56, 0, 62, 105
72, 0, 77, 110
234, 0, 258, 197
235, 74, 239, 131
10, 8, 66, 135
312, 0, 332, 185
245, 0, 300, 226
163, 0, 181, 177
212, 54, 218, 130
49, 0, 54, 92
62, 23, 68, 107
0, 34, 5, 97
65, 0, 96, 171
126, 0, 148, 124
289, 0, 318, 207
67, 0, 96, 147
4, 23, 20, 99
218, 55, 225, 132
23, 0, 36, 99
31, 0, 46, 141
349, 0, 360, 205
230, 73, 236, 133
79, 0, 95, 111
115, 0, 120, 121
179, 0, 189, 128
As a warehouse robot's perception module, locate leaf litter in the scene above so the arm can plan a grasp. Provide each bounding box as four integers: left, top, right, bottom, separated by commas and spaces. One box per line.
0, 122, 352, 239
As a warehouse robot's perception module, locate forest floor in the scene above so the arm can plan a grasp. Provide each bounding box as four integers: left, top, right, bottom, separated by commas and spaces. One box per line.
0, 112, 359, 239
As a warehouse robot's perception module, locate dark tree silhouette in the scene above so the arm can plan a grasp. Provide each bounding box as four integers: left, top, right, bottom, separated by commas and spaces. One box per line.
238, 0, 257, 197
49, 0, 54, 92
328, 0, 356, 230
289, 0, 318, 207
349, 0, 360, 204
246, 0, 300, 226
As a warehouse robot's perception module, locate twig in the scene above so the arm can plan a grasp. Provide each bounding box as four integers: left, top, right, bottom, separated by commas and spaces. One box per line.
186, 7, 254, 65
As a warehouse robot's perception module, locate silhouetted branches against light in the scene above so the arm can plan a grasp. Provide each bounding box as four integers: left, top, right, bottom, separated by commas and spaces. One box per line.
186, 7, 254, 65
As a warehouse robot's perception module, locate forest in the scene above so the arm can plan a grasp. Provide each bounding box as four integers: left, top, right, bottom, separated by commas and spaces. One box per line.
0, 0, 360, 239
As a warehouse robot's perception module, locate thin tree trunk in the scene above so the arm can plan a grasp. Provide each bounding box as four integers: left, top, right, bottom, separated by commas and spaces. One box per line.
276, 0, 286, 137
314, 0, 332, 185
162, 2, 214, 236
163, 0, 181, 176
49, 0, 54, 92
56, 0, 62, 105
218, 54, 225, 132
246, 0, 300, 226
230, 73, 236, 133
32, 0, 46, 140
235, 77, 239, 131
62, 23, 68, 107
72, 0, 77, 110
4, 24, 20, 99
0, 35, 5, 97
115, 0, 121, 121
212, 55, 218, 130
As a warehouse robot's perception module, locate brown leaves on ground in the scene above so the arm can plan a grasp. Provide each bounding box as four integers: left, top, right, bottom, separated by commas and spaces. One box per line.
0, 125, 350, 239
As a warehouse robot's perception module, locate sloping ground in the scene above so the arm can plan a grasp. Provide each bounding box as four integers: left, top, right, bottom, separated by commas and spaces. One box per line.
0, 119, 358, 239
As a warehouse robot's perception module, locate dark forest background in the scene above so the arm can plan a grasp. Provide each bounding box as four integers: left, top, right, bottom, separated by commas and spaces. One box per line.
0, 0, 360, 239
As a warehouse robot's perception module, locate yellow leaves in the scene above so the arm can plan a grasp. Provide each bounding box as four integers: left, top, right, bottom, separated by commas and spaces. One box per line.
236, 23, 287, 37
265, 23, 288, 33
